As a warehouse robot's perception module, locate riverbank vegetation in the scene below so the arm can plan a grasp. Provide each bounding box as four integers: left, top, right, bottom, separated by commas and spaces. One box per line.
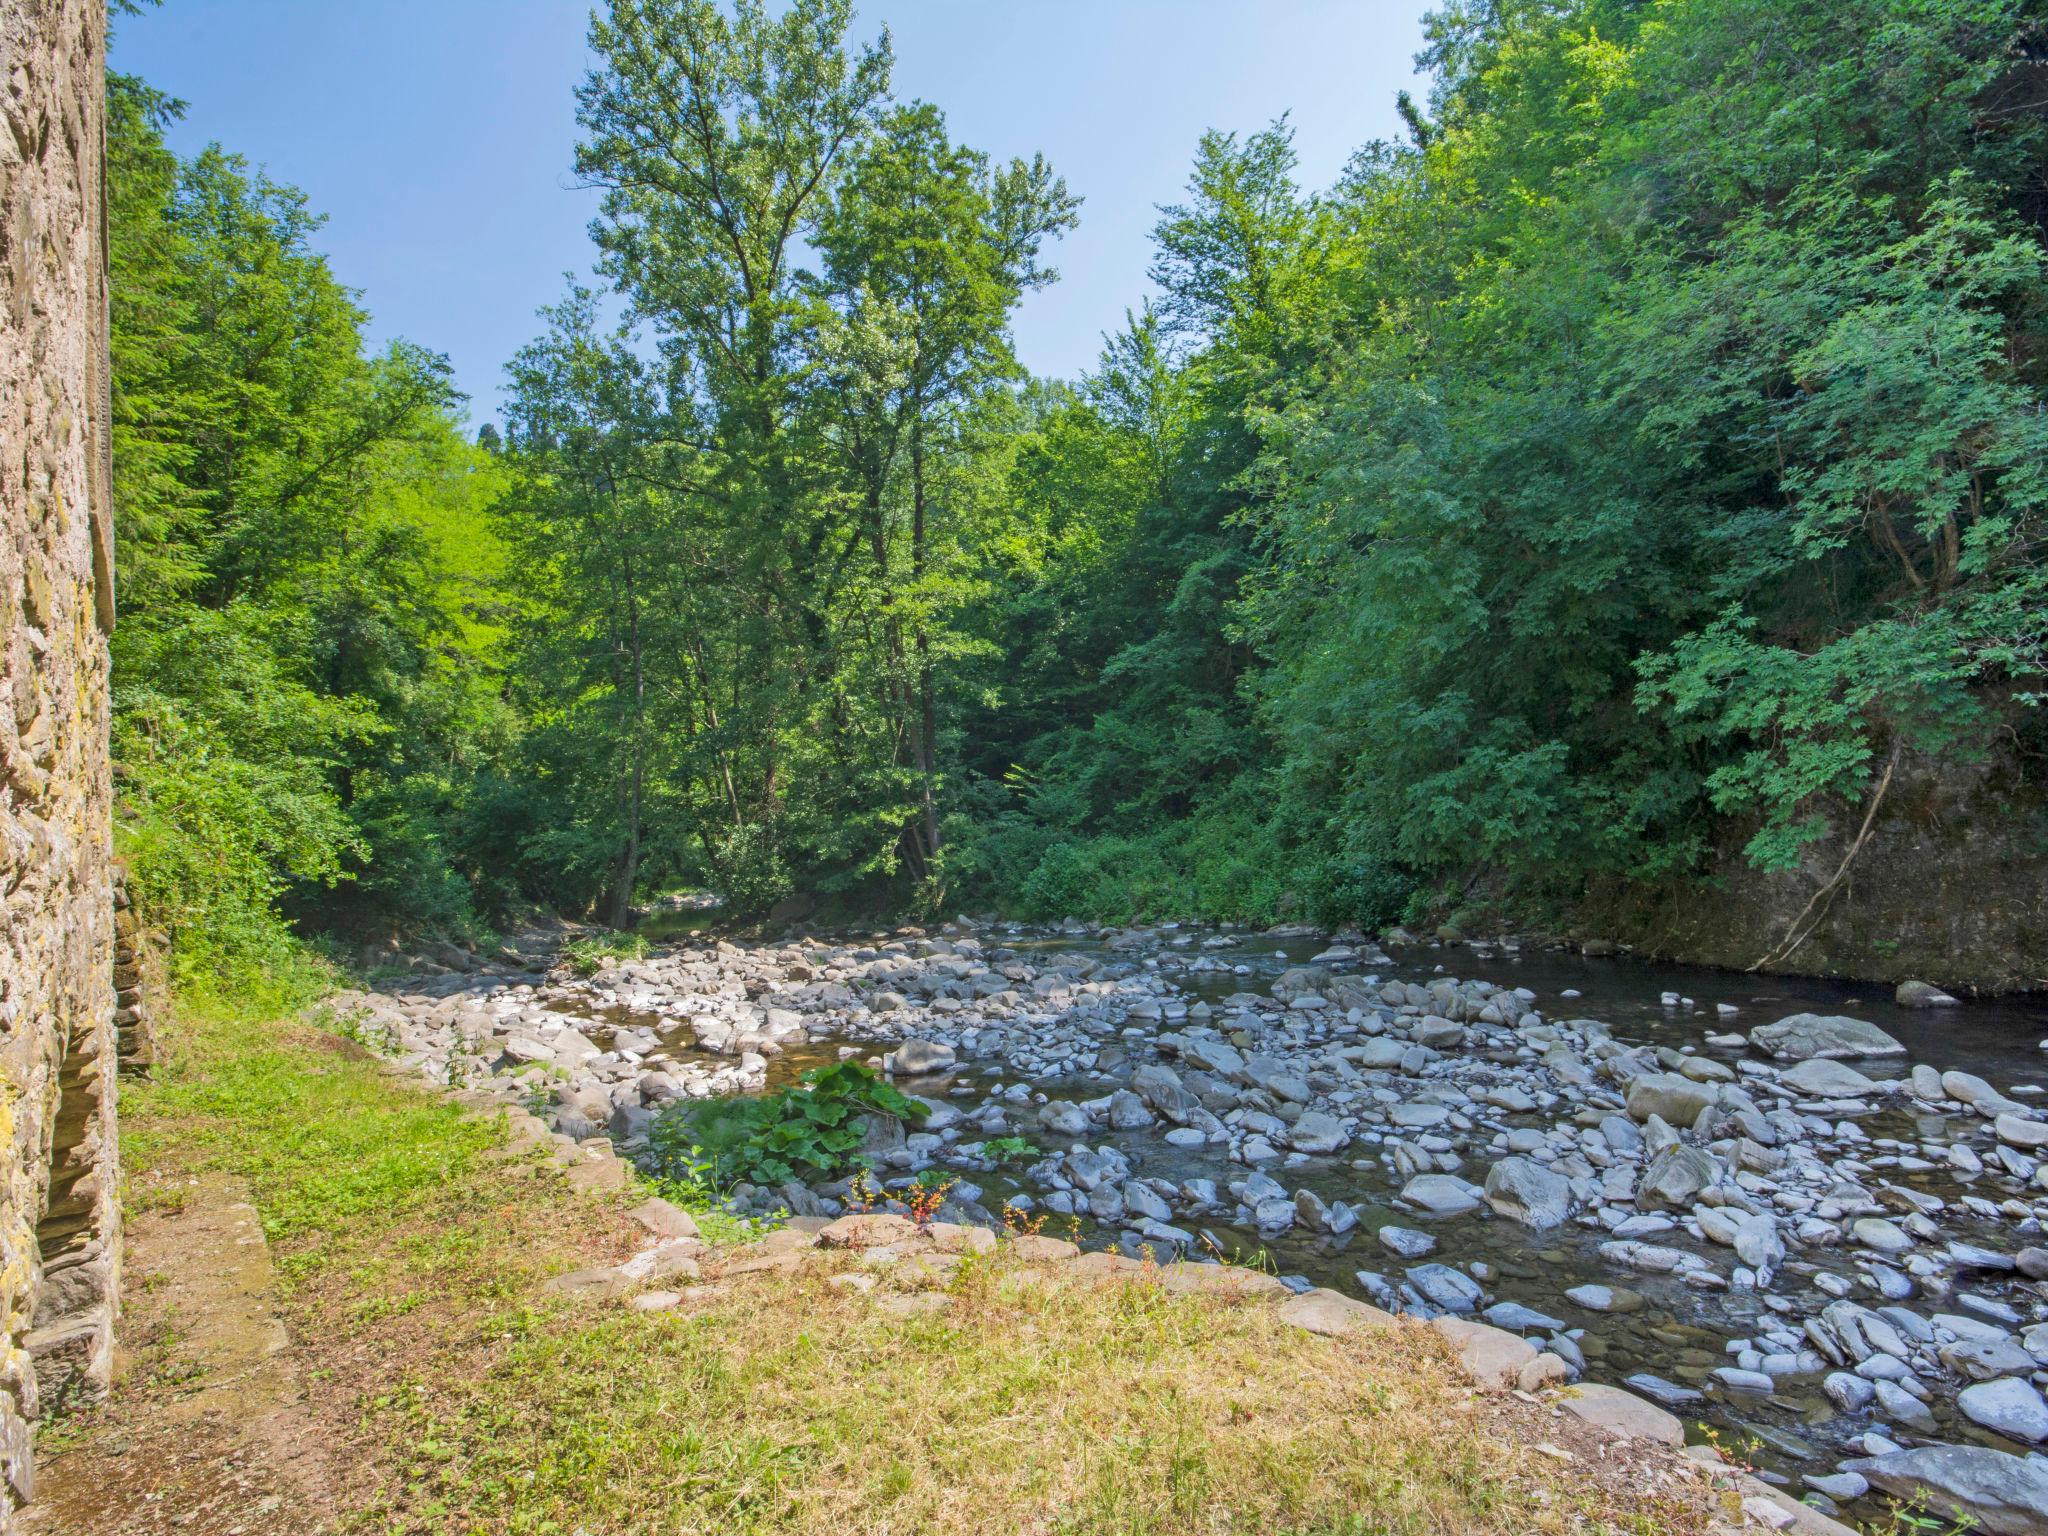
108, 0, 2048, 997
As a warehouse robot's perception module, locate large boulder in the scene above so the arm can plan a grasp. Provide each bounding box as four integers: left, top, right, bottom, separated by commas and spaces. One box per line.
1624, 1072, 1718, 1127
1845, 1446, 2048, 1536
1482, 1157, 1572, 1229
1748, 1013, 1905, 1061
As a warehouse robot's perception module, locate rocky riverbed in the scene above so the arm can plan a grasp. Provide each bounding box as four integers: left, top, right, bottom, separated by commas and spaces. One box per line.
335, 920, 2048, 1535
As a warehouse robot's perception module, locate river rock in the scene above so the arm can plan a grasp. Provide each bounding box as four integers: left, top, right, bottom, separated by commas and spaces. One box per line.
1749, 1013, 1905, 1061
1944, 1338, 2039, 1382
1559, 1384, 1685, 1446
1482, 1157, 1573, 1229
1399, 1174, 1484, 1217
1851, 1217, 1913, 1255
1961, 1378, 2048, 1444
1407, 1262, 1484, 1312
1566, 1283, 1644, 1313
1288, 1111, 1350, 1154
1945, 1070, 2024, 1114
1636, 1144, 1717, 1209
1896, 980, 1959, 1008
1483, 1300, 1564, 1331
1377, 1224, 1436, 1259
1039, 1100, 1090, 1135
890, 1039, 956, 1075
1997, 1113, 2048, 1150
1129, 1063, 1194, 1122
1598, 1114, 1643, 1155
1874, 1378, 1936, 1431
1277, 1287, 1394, 1337
1625, 1373, 1703, 1407
1431, 1315, 1537, 1390
1625, 1072, 1717, 1127
1107, 1089, 1153, 1129
1780, 1058, 1881, 1098
1824, 1372, 1876, 1411
1845, 1446, 2048, 1536
1175, 1035, 1246, 1080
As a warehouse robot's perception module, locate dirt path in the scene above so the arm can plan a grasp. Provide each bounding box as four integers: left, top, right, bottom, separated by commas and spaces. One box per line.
21, 1175, 336, 1536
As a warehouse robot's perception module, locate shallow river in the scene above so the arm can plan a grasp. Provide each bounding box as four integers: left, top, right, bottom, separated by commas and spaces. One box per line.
556, 925, 2048, 1516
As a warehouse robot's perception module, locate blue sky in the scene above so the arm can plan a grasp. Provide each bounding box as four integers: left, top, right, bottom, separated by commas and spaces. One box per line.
112, 2, 1433, 426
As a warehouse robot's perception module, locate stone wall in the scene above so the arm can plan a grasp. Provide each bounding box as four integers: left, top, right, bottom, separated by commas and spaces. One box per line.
0, 0, 119, 1523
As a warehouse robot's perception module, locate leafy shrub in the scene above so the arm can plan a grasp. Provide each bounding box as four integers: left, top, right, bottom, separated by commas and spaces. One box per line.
646, 1062, 928, 1188
1300, 851, 1411, 932
562, 930, 651, 975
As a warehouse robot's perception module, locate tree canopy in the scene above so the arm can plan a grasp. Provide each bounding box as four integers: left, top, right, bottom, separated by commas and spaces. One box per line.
108, 0, 2048, 988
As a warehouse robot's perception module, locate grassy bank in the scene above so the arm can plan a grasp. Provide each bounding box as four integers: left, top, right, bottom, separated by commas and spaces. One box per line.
87, 1002, 1711, 1535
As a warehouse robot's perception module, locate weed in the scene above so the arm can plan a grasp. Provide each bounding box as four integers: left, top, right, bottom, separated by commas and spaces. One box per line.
906, 1173, 957, 1228
979, 1134, 1039, 1168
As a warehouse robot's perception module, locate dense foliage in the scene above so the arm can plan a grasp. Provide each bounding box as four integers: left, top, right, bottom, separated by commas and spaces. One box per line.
111, 0, 2048, 990
107, 74, 512, 1002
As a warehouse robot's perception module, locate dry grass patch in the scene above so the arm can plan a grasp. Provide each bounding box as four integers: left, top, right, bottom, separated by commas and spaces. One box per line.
353, 1251, 1709, 1535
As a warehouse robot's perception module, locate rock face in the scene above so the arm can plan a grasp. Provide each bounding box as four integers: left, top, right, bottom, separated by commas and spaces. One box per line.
1748, 1013, 1906, 1061
0, 0, 121, 1518
1846, 1446, 2048, 1536
1577, 741, 2048, 995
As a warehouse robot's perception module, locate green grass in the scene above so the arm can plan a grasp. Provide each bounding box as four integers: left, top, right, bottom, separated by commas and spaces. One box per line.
125, 1008, 512, 1271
